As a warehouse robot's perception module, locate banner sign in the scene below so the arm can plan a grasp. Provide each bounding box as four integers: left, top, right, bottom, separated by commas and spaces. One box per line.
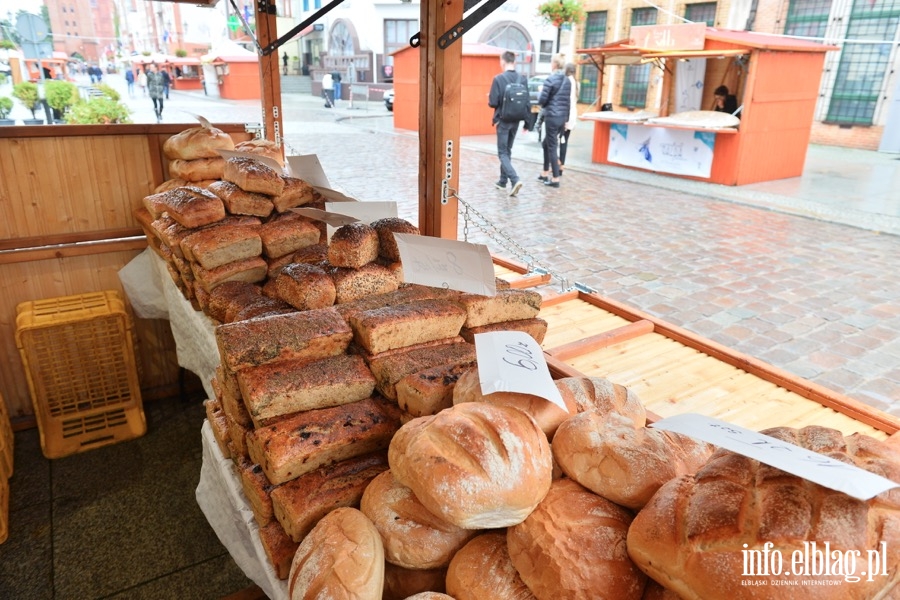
608, 123, 716, 178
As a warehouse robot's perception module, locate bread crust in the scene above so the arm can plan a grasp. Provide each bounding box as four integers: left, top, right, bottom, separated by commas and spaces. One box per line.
454, 289, 542, 328
371, 217, 420, 262
208, 180, 275, 218
382, 564, 448, 600
460, 317, 548, 345
259, 214, 320, 258
349, 299, 467, 355
180, 224, 262, 271
275, 262, 337, 311
157, 186, 226, 229
367, 342, 476, 401
328, 263, 400, 305
328, 222, 379, 268
163, 126, 235, 160
258, 519, 300, 580
223, 156, 285, 196
169, 157, 226, 182
445, 532, 536, 600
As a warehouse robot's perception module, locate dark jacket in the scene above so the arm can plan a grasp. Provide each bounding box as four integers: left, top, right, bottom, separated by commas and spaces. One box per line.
538, 71, 571, 122
147, 71, 165, 99
488, 69, 526, 125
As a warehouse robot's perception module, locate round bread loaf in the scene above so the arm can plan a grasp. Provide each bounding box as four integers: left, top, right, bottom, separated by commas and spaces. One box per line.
388, 403, 552, 529
555, 376, 646, 427
288, 507, 384, 600
382, 563, 447, 600
328, 222, 379, 268
234, 138, 285, 166
445, 532, 536, 600
553, 411, 713, 509
371, 217, 420, 262
452, 366, 574, 439
403, 593, 455, 600
361, 470, 477, 569
627, 426, 900, 600
507, 478, 646, 600
163, 125, 235, 160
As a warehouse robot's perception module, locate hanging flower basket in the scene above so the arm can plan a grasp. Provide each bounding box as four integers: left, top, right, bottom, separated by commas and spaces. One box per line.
537, 0, 586, 27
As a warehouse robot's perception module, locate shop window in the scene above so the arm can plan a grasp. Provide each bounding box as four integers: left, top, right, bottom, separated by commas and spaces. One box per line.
685, 2, 717, 26
825, 0, 899, 125
580, 11, 607, 104
622, 8, 656, 108
784, 0, 831, 37
482, 22, 532, 74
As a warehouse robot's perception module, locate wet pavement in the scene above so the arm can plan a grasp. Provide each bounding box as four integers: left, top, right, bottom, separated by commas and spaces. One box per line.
7, 74, 898, 416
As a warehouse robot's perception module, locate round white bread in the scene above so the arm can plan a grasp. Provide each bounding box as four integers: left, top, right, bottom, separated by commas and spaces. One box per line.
383, 563, 448, 600
403, 593, 456, 600
388, 403, 553, 529
234, 138, 285, 167
169, 157, 226, 182
627, 426, 900, 600
361, 470, 477, 569
553, 411, 714, 509
507, 478, 646, 600
287, 507, 384, 600
163, 125, 235, 160
555, 376, 646, 427
445, 532, 537, 600
452, 366, 575, 440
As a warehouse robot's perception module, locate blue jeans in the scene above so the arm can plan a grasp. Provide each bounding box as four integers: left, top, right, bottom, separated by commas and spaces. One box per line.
495, 120, 519, 185
542, 116, 565, 177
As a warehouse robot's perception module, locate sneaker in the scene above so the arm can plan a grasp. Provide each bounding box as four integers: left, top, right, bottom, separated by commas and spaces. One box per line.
537, 175, 549, 183
494, 181, 507, 190
509, 181, 523, 197
543, 180, 560, 188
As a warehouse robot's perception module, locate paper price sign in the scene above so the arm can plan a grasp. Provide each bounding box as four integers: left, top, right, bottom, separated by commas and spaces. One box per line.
325, 201, 397, 225
187, 112, 212, 129
286, 154, 331, 188
394, 234, 496, 296
474, 331, 567, 412
651, 414, 900, 501
289, 207, 360, 227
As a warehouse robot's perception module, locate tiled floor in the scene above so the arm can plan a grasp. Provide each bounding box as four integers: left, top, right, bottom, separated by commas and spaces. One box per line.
0, 393, 259, 599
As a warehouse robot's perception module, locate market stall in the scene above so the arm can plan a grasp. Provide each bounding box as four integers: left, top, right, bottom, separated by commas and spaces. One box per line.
579, 26, 837, 185
202, 42, 261, 101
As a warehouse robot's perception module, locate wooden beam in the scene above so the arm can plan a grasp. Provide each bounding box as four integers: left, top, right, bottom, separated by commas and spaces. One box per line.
418, 0, 463, 239
0, 237, 148, 265
256, 0, 284, 145
0, 228, 144, 252
546, 319, 655, 361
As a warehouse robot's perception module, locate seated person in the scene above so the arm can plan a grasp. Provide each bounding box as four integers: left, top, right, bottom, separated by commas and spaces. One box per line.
713, 85, 739, 117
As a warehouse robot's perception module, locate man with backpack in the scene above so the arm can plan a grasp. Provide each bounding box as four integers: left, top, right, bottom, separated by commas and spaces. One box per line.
488, 51, 530, 197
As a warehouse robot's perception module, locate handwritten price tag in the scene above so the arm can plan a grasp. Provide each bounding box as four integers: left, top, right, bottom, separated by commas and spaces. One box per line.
286, 154, 331, 188
651, 414, 900, 501
474, 331, 567, 412
394, 234, 496, 295
289, 207, 359, 227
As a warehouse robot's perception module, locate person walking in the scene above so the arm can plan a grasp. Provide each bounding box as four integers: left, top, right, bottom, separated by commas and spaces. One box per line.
138, 68, 148, 97
488, 50, 529, 197
557, 62, 579, 176
537, 54, 571, 188
322, 72, 334, 107
125, 69, 135, 97
331, 70, 342, 105
161, 68, 171, 99
283, 52, 289, 76
147, 63, 165, 122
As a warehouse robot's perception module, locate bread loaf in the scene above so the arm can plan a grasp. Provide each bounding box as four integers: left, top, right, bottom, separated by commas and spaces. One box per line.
396, 360, 477, 418
180, 224, 262, 271
154, 178, 190, 194
349, 299, 467, 355
402, 593, 454, 600
454, 289, 542, 328
163, 125, 235, 160
274, 262, 337, 311
207, 281, 263, 323
225, 413, 252, 460
272, 176, 318, 212
259, 214, 320, 258
234, 138, 284, 166
169, 157, 226, 182
142, 191, 170, 219
237, 457, 277, 526
230, 297, 295, 322
291, 243, 329, 265
445, 532, 536, 600
383, 564, 448, 600
371, 217, 420, 261
216, 307, 352, 371
389, 402, 553, 529
247, 395, 402, 485
192, 256, 267, 293
204, 398, 231, 458
361, 470, 477, 569
271, 452, 389, 543
460, 317, 548, 345
335, 284, 456, 322
367, 342, 476, 401
219, 368, 253, 428
288, 507, 384, 600
328, 222, 379, 268
553, 411, 713, 509
555, 376, 647, 426
508, 478, 646, 600
627, 426, 900, 600
223, 156, 285, 196
208, 180, 275, 218
258, 518, 300, 580
238, 354, 376, 426
328, 263, 400, 305
158, 186, 226, 229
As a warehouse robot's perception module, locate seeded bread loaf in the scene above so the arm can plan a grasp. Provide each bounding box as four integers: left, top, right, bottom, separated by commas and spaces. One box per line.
348, 299, 467, 355
204, 398, 231, 458
335, 284, 456, 322
259, 214, 320, 258
208, 180, 274, 218
370, 217, 420, 262
163, 125, 235, 160
274, 262, 337, 311
157, 186, 226, 229
207, 281, 263, 323
291, 243, 329, 265
192, 256, 268, 293
328, 263, 400, 305
230, 296, 295, 322
367, 341, 476, 400
223, 156, 285, 196
273, 176, 319, 212
180, 224, 262, 271
454, 289, 542, 328
169, 157, 226, 182
328, 222, 379, 268
216, 307, 352, 371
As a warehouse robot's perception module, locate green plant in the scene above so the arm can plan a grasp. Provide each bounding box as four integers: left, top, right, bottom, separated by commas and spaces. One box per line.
96, 83, 120, 101
0, 40, 15, 50
0, 72, 7, 86
44, 80, 78, 116
537, 0, 585, 27
142, 50, 151, 56
175, 48, 188, 58
0, 96, 13, 119
65, 97, 132, 124
12, 81, 40, 118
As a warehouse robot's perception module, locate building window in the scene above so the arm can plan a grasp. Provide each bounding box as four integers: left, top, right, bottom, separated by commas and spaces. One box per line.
685, 2, 717, 26
483, 22, 532, 74
539, 40, 554, 63
384, 19, 417, 70
825, 0, 899, 125
303, 0, 308, 10
580, 11, 607, 104
784, 0, 831, 37
313, 0, 321, 9
65, 20, 69, 26
622, 8, 656, 108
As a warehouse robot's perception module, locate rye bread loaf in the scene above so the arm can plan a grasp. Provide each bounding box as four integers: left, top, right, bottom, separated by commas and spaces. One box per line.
259, 214, 320, 258
626, 426, 900, 600
168, 157, 226, 182
274, 262, 337, 311
445, 532, 536, 600
157, 186, 226, 229
367, 341, 476, 401
271, 451, 389, 543
237, 354, 376, 426
223, 156, 285, 196
207, 281, 263, 323
216, 307, 352, 371
237, 457, 277, 526
230, 296, 295, 322
460, 317, 548, 345
258, 518, 300, 580
388, 402, 553, 529
246, 395, 402, 485
180, 224, 262, 271
507, 478, 646, 600
335, 284, 457, 322
454, 289, 542, 328
204, 398, 231, 458
370, 217, 420, 262
348, 299, 467, 355
207, 180, 274, 218
163, 125, 235, 160
192, 256, 267, 293
328, 222, 379, 268
328, 263, 400, 305
395, 360, 477, 418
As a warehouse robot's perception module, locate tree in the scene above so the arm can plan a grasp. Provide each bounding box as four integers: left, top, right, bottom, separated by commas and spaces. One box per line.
12, 81, 40, 119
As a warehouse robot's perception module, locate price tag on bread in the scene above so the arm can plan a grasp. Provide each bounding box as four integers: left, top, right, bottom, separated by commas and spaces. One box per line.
474, 330, 567, 411
651, 413, 900, 500
394, 234, 496, 295
286, 154, 331, 188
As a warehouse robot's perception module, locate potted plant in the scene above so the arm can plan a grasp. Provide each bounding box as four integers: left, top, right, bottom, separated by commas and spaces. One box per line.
537, 0, 586, 28
0, 96, 13, 125
12, 81, 43, 124
65, 97, 132, 124
175, 48, 188, 58
44, 80, 79, 123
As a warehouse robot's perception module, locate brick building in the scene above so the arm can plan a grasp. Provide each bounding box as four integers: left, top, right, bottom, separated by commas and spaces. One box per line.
572, 0, 900, 150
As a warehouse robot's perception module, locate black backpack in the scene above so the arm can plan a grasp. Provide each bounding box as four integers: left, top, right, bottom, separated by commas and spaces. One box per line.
499, 74, 530, 123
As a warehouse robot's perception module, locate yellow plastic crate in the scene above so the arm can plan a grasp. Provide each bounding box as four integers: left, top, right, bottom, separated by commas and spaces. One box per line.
15, 291, 146, 459
0, 391, 12, 480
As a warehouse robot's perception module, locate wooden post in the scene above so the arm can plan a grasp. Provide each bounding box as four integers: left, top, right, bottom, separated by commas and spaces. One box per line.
418, 0, 463, 239
256, 0, 284, 145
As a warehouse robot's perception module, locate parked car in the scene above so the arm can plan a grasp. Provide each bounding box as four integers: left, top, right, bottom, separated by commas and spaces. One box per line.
528, 76, 544, 104
384, 88, 394, 111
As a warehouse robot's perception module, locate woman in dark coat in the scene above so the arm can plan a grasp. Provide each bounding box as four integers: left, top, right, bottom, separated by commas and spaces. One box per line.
537, 54, 571, 188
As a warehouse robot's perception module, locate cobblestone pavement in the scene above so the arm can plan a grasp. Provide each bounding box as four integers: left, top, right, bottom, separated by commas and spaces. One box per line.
18, 76, 897, 416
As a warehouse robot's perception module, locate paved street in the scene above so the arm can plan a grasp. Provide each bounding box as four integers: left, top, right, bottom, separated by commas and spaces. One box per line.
5, 73, 898, 416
